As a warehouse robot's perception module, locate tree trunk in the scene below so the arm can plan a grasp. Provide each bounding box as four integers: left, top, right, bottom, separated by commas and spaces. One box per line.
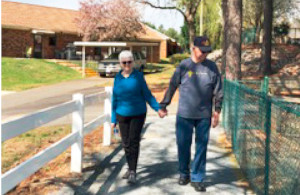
254, 5, 263, 43
138, 0, 201, 50
255, 17, 262, 43
188, 21, 196, 49
255, 24, 261, 43
225, 0, 242, 80
262, 0, 273, 75
221, 0, 228, 76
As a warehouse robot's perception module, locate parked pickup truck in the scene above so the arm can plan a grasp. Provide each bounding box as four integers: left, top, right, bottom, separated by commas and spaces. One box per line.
98, 51, 146, 77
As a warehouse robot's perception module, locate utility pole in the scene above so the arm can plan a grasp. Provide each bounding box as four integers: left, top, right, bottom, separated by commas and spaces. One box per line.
200, 0, 204, 36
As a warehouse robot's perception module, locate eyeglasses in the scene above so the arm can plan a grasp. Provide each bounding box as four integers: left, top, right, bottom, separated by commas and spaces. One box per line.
121, 61, 132, 65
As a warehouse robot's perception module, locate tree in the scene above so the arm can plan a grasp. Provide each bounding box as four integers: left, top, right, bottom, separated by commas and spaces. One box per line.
144, 22, 156, 29
273, 0, 298, 20
222, 0, 242, 80
262, 0, 273, 75
221, 0, 228, 76
180, 21, 190, 52
243, 0, 297, 43
165, 28, 179, 41
138, 0, 202, 49
243, 0, 263, 43
158, 24, 165, 34
196, 0, 223, 49
76, 0, 144, 41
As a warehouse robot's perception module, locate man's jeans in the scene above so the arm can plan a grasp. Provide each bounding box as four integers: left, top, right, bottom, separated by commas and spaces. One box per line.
176, 115, 211, 182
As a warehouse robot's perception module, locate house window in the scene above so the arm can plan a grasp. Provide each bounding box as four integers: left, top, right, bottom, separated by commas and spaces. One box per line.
49, 36, 56, 46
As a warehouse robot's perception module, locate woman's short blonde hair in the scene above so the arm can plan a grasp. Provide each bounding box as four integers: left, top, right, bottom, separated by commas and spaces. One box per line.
118, 50, 134, 62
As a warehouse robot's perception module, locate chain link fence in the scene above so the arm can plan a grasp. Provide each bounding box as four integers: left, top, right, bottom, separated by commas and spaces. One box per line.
222, 78, 300, 195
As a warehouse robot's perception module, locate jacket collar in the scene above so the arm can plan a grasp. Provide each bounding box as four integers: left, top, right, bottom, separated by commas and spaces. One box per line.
117, 69, 138, 79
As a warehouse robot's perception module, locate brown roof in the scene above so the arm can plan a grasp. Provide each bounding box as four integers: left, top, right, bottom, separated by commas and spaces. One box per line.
2, 1, 168, 41
2, 1, 79, 34
138, 24, 170, 42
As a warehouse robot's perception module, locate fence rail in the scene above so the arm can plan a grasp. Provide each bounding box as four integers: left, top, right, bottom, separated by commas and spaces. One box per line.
1, 87, 112, 194
222, 79, 300, 195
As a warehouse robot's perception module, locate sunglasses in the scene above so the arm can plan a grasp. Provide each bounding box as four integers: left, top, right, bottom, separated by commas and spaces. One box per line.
193, 47, 210, 54
121, 61, 132, 65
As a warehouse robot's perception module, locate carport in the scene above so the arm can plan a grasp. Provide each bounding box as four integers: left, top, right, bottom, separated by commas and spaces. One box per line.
73, 41, 159, 77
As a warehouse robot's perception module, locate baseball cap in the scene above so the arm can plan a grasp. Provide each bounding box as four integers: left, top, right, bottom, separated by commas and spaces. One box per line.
193, 36, 212, 53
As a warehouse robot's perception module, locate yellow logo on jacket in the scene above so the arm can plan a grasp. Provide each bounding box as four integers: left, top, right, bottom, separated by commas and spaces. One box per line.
188, 70, 194, 77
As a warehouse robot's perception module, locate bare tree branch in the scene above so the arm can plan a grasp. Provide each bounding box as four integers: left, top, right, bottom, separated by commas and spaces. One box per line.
138, 0, 187, 21
191, 0, 202, 16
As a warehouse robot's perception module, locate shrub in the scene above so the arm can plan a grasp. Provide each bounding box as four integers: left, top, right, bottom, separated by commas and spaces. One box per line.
170, 53, 190, 67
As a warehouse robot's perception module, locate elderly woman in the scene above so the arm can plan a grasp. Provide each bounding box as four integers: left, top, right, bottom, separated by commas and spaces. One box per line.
111, 50, 166, 184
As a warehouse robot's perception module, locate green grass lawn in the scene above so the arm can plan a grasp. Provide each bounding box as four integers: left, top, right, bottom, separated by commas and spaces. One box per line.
70, 60, 99, 71
1, 125, 71, 173
2, 57, 82, 91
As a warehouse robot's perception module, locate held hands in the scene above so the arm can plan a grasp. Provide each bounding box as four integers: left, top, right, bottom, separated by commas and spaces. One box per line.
111, 123, 116, 130
158, 108, 168, 118
212, 111, 220, 128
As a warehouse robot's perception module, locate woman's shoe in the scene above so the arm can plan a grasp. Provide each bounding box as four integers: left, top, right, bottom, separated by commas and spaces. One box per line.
127, 171, 136, 184
122, 170, 130, 179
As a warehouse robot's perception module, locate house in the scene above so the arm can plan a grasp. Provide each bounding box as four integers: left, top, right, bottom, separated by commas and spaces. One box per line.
1, 1, 180, 63
288, 19, 300, 44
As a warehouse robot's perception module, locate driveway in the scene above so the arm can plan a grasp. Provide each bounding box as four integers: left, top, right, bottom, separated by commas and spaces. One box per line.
1, 77, 113, 125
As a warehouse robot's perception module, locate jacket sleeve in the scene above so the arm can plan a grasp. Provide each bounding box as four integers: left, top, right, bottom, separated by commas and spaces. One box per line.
213, 67, 223, 113
159, 65, 182, 109
111, 79, 117, 123
140, 74, 161, 112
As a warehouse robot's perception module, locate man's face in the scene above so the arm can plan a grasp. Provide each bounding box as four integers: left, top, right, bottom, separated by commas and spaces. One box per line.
192, 47, 209, 61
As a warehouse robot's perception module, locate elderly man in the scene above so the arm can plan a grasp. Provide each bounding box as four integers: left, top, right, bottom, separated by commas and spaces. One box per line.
160, 36, 223, 192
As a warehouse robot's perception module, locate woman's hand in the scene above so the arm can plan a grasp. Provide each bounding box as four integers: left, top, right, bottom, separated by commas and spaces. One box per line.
111, 123, 116, 130
158, 109, 168, 118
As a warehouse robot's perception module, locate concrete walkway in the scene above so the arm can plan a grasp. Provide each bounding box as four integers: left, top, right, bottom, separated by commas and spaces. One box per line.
52, 115, 254, 195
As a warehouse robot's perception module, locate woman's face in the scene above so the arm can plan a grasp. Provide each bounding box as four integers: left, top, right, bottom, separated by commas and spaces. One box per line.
120, 57, 133, 73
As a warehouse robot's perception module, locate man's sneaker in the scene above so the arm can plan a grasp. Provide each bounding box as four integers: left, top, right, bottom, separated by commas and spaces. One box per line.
178, 177, 190, 185
191, 182, 206, 192
122, 170, 130, 179
127, 171, 136, 184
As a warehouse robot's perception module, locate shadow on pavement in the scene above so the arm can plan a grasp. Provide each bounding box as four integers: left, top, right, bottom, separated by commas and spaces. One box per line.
53, 121, 251, 195
55, 123, 152, 195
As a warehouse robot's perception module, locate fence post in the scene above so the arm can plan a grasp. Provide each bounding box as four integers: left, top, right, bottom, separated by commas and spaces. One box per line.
71, 93, 84, 173
262, 76, 269, 94
264, 94, 271, 195
222, 78, 226, 128
233, 81, 240, 152
103, 87, 112, 146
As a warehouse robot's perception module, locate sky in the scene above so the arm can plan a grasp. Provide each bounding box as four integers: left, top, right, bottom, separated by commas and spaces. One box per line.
4, 0, 184, 32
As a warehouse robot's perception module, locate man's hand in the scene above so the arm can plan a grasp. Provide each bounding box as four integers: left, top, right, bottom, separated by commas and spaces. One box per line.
212, 111, 220, 128
111, 123, 116, 130
158, 109, 168, 118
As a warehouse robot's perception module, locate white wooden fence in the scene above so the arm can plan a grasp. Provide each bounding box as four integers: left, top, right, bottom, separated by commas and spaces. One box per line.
1, 87, 112, 194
